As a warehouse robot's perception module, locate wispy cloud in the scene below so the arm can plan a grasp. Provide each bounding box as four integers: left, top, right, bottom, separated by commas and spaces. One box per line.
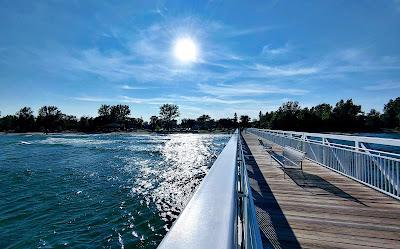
178, 95, 267, 105
363, 81, 400, 91
198, 83, 308, 96
73, 93, 271, 106
73, 96, 115, 102
254, 64, 320, 76
261, 43, 291, 56
226, 26, 273, 37
119, 84, 148, 90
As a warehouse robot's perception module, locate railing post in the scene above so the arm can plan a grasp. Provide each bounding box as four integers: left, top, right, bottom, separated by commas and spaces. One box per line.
322, 138, 326, 165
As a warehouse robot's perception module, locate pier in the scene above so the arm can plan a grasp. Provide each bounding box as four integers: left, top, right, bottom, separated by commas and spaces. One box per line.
242, 131, 400, 248
159, 129, 400, 249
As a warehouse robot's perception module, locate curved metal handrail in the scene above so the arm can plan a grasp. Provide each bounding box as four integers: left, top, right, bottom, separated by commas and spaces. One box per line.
158, 130, 263, 249
158, 131, 239, 249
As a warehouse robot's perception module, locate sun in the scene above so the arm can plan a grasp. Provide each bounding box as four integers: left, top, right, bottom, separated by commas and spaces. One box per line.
173, 37, 198, 63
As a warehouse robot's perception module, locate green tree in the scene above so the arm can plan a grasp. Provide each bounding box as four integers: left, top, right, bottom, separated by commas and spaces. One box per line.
233, 112, 238, 128
180, 118, 197, 130
217, 118, 235, 130
37, 106, 63, 132
382, 97, 400, 129
62, 115, 78, 130
197, 114, 211, 130
159, 104, 180, 130
271, 101, 301, 130
0, 115, 17, 131
127, 117, 143, 130
332, 99, 363, 131
110, 105, 131, 122
149, 115, 159, 131
98, 104, 111, 117
259, 111, 273, 129
297, 107, 319, 131
239, 115, 251, 128
365, 109, 382, 131
15, 107, 35, 132
78, 116, 94, 132
311, 103, 333, 131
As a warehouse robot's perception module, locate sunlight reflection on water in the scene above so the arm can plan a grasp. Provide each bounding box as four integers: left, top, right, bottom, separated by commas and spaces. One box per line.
0, 133, 230, 248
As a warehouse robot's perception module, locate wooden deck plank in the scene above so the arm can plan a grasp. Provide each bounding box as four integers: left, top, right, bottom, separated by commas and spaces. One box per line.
242, 132, 400, 249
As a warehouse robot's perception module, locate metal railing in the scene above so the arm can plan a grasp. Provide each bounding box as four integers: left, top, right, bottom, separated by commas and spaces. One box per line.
238, 133, 264, 249
248, 128, 400, 200
158, 130, 263, 249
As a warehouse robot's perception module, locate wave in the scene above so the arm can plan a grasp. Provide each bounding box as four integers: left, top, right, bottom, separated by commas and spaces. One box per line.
39, 137, 115, 146
19, 141, 32, 145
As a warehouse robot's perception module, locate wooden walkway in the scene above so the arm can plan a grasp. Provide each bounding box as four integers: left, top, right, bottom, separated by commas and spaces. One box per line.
242, 132, 400, 249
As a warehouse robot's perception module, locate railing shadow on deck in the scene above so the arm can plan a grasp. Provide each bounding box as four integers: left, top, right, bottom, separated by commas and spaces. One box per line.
283, 168, 368, 207
266, 147, 367, 206
241, 138, 302, 249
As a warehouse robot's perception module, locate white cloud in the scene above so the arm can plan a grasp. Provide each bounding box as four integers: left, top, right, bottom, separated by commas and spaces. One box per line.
261, 43, 291, 56
198, 83, 308, 96
254, 64, 320, 76
119, 84, 147, 90
73, 96, 115, 102
73, 93, 272, 106
226, 26, 273, 37
363, 81, 400, 91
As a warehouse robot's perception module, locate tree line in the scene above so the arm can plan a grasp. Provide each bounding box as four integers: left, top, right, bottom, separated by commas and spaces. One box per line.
0, 103, 243, 133
0, 97, 399, 133
258, 97, 400, 132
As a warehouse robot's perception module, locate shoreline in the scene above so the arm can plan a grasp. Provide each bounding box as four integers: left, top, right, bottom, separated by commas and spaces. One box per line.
0, 128, 398, 136
0, 129, 235, 135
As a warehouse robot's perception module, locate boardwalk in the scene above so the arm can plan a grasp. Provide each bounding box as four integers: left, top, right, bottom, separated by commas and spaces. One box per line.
242, 132, 400, 249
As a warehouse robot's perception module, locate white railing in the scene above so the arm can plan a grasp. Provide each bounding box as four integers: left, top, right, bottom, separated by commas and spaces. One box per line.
238, 134, 264, 249
158, 130, 263, 249
248, 128, 400, 200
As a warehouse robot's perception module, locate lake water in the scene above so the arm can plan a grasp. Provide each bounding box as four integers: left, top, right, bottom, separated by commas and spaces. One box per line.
0, 133, 230, 248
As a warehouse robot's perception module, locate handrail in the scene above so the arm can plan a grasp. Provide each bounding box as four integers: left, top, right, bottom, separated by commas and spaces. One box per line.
260, 128, 400, 147
253, 129, 400, 161
238, 133, 264, 249
158, 130, 264, 249
248, 128, 400, 200
158, 131, 239, 249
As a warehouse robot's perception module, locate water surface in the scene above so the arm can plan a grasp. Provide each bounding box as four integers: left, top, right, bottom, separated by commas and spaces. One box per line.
0, 133, 230, 248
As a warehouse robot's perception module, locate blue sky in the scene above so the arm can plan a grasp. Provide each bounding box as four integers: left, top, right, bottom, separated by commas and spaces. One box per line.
1, 0, 400, 120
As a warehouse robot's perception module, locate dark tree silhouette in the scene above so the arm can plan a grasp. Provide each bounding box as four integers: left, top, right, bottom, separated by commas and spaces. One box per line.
159, 104, 179, 130
62, 115, 78, 130
233, 112, 238, 127
239, 115, 251, 128
98, 104, 111, 117
365, 109, 382, 131
0, 115, 17, 131
311, 103, 333, 131
197, 114, 211, 130
271, 101, 301, 130
332, 99, 363, 131
15, 107, 35, 132
181, 118, 197, 130
149, 115, 159, 131
110, 105, 131, 122
1, 97, 400, 133
382, 97, 400, 129
37, 106, 63, 132
217, 118, 235, 130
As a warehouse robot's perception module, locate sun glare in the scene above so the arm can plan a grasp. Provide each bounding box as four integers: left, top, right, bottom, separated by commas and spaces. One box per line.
173, 37, 198, 63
